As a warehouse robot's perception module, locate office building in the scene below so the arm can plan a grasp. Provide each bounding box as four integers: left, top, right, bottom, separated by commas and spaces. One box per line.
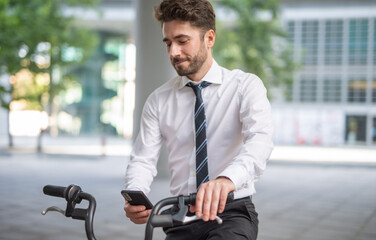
274, 0, 376, 146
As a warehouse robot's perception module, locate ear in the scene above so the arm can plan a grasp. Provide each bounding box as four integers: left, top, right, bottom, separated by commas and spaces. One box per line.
205, 29, 215, 48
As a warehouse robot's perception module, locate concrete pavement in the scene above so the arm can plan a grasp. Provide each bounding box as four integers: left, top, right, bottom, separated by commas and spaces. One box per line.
0, 138, 376, 240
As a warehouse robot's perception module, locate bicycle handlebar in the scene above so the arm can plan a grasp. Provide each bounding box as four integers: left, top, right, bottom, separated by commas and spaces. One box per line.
42, 184, 97, 240
145, 192, 234, 240
42, 184, 234, 240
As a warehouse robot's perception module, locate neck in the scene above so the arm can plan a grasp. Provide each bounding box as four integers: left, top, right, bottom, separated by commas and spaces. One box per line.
188, 56, 213, 82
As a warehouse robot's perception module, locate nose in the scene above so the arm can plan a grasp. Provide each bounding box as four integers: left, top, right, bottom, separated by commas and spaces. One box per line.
169, 42, 181, 58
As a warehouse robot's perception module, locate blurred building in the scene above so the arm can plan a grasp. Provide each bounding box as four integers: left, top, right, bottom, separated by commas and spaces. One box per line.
61, 0, 136, 137
273, 0, 376, 146
58, 0, 376, 146
75, 0, 375, 146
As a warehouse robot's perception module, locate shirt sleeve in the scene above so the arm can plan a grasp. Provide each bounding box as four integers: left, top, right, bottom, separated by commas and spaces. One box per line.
218, 75, 274, 191
124, 93, 163, 195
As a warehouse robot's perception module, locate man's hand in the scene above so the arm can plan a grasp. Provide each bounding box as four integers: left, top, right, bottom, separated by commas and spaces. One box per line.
189, 177, 235, 222
124, 202, 151, 224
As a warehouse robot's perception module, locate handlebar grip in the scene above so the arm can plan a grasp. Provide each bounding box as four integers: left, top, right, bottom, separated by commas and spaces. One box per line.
43, 185, 66, 198
150, 215, 173, 228
227, 191, 235, 202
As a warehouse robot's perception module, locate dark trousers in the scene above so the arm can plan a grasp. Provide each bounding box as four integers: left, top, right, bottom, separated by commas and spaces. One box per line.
163, 197, 258, 240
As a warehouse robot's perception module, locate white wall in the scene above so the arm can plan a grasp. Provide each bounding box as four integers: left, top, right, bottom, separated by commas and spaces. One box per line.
272, 104, 346, 146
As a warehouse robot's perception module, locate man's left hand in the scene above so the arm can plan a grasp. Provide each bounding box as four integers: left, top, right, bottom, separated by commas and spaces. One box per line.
189, 177, 235, 222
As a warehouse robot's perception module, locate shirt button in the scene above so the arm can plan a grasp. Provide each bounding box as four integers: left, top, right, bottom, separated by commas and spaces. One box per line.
193, 173, 196, 176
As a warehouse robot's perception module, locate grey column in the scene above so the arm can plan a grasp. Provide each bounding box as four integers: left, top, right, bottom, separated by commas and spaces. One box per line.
134, 0, 175, 178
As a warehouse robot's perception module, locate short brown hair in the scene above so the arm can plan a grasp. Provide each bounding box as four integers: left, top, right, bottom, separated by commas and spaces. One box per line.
154, 0, 216, 33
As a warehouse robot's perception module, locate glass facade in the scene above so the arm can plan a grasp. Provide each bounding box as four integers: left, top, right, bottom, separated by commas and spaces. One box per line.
373, 118, 376, 143
299, 75, 317, 102
65, 32, 132, 136
348, 77, 367, 103
374, 19, 376, 64
325, 20, 343, 65
286, 16, 376, 145
301, 21, 319, 65
287, 21, 295, 44
349, 19, 368, 65
323, 76, 341, 102
373, 79, 376, 103
287, 18, 376, 104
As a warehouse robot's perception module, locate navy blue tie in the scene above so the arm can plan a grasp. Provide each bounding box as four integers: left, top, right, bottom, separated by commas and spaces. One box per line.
186, 81, 211, 190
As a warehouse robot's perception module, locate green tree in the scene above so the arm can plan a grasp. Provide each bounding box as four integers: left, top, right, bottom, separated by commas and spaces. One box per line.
0, 0, 99, 148
214, 0, 296, 98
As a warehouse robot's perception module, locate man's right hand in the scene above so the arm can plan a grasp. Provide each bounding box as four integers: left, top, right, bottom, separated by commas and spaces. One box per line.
124, 202, 151, 224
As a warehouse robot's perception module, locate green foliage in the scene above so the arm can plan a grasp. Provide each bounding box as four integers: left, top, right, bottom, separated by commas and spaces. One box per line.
0, 0, 99, 110
213, 0, 297, 98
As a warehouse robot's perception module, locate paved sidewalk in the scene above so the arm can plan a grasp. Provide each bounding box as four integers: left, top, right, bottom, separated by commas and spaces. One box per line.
0, 139, 376, 240
2, 135, 376, 164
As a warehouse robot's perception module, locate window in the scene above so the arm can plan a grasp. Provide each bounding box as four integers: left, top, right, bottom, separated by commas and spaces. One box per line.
287, 21, 295, 44
348, 19, 368, 65
323, 77, 342, 102
374, 19, 376, 64
302, 21, 319, 65
373, 118, 376, 144
325, 20, 343, 65
373, 79, 376, 103
299, 76, 317, 102
345, 115, 367, 144
347, 76, 367, 103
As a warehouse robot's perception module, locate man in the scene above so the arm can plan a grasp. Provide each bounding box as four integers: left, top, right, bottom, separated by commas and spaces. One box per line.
124, 0, 273, 239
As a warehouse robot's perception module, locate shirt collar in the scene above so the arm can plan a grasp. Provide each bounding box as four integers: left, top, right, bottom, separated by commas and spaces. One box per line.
178, 60, 222, 89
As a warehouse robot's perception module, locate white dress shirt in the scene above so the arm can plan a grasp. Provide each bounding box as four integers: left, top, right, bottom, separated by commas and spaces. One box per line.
125, 60, 274, 199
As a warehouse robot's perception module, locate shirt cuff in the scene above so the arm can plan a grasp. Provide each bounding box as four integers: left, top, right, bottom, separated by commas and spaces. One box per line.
217, 164, 250, 191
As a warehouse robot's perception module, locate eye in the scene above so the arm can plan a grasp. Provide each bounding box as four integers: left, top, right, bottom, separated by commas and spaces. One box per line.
179, 39, 188, 45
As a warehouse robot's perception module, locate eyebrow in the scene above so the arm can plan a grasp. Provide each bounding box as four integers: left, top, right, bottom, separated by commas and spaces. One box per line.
163, 34, 190, 42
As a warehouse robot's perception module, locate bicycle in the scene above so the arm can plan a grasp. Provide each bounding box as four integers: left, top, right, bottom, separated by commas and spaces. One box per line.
41, 184, 234, 240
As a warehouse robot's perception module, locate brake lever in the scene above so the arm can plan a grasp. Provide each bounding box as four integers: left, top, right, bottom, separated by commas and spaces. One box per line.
41, 206, 65, 216
182, 215, 223, 224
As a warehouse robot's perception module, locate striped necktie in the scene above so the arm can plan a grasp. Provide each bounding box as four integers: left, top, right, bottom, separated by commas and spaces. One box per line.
186, 81, 211, 190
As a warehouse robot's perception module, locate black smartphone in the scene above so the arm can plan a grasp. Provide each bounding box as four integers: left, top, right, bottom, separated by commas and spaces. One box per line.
121, 190, 153, 209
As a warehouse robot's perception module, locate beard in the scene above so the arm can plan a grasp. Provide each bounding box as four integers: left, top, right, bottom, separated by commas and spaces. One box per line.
171, 42, 208, 77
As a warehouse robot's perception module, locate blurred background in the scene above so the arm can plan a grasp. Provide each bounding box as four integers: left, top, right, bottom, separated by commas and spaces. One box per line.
1, 0, 376, 149
0, 0, 375, 240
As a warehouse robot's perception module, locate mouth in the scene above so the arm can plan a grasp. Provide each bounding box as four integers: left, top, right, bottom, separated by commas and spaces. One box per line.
175, 61, 186, 67
173, 58, 188, 67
